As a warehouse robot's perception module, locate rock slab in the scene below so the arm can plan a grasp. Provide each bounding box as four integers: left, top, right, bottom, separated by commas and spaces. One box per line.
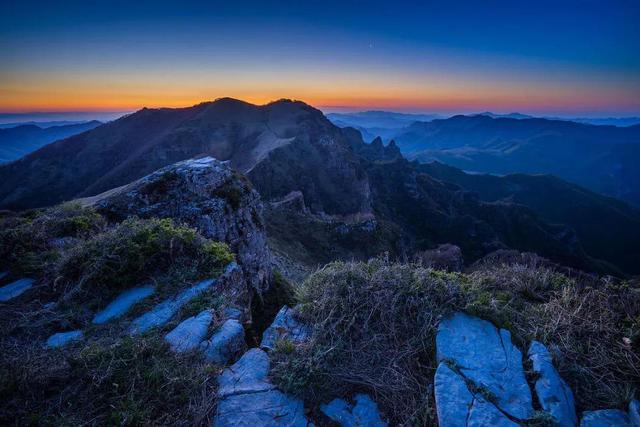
46, 330, 84, 348
92, 285, 155, 324
201, 319, 246, 364
261, 305, 310, 351
436, 312, 533, 420
129, 278, 215, 335
213, 348, 310, 427
528, 340, 577, 427
0, 278, 35, 301
165, 310, 213, 352
580, 409, 631, 427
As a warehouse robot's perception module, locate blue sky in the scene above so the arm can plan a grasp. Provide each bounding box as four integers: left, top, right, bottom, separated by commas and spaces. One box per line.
1, 0, 639, 115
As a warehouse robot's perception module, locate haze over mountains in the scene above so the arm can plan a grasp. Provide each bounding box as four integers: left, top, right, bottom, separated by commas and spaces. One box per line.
1, 98, 638, 276
0, 121, 102, 163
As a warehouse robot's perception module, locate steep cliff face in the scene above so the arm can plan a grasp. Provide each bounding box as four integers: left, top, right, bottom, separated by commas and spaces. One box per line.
82, 156, 271, 295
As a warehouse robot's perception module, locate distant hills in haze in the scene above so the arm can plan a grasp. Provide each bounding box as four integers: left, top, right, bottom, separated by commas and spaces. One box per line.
327, 110, 640, 207
0, 121, 102, 163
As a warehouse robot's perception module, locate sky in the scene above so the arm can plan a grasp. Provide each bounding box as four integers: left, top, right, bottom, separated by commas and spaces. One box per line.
1, 0, 639, 117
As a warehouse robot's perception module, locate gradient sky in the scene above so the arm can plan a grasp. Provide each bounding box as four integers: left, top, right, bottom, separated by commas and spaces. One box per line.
1, 0, 639, 116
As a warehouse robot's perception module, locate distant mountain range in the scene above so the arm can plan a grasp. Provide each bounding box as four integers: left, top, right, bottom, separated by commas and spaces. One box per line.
0, 121, 102, 163
1, 98, 638, 276
394, 115, 640, 207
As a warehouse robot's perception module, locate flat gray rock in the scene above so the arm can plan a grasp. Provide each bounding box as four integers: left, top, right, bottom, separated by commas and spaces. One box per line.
46, 330, 83, 348
217, 348, 275, 398
436, 312, 533, 420
321, 394, 387, 426
128, 278, 215, 335
0, 278, 35, 301
467, 396, 520, 427
92, 285, 155, 324
214, 389, 309, 427
434, 363, 474, 427
201, 319, 246, 364
528, 340, 577, 427
629, 400, 640, 427
165, 310, 212, 352
580, 409, 631, 427
261, 305, 310, 351
214, 347, 310, 426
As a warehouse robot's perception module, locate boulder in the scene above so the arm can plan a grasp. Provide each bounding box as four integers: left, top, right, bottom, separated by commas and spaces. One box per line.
0, 278, 34, 301
580, 409, 631, 427
436, 312, 533, 420
528, 340, 577, 427
261, 306, 310, 351
46, 330, 83, 348
201, 319, 246, 364
92, 285, 155, 324
321, 394, 387, 426
165, 310, 213, 352
129, 278, 215, 335
85, 156, 271, 295
213, 348, 310, 427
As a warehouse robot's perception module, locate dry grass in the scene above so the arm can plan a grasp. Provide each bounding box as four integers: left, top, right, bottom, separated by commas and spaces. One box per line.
0, 205, 236, 425
271, 257, 640, 425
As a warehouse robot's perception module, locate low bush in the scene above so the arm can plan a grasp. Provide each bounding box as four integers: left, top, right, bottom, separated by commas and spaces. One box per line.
55, 217, 233, 300
271, 258, 640, 425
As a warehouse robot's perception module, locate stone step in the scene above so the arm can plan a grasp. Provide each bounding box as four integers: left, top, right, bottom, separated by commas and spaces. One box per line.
92, 285, 155, 324
201, 318, 246, 364
0, 278, 35, 302
46, 330, 84, 348
164, 310, 213, 352
128, 278, 216, 335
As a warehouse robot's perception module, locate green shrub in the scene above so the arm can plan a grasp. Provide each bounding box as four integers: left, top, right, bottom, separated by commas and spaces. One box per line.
55, 217, 233, 299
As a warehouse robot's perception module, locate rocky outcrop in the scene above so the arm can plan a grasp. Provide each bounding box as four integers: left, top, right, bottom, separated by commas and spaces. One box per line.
436, 312, 533, 421
260, 306, 310, 351
83, 156, 271, 295
528, 340, 577, 426
413, 244, 464, 271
